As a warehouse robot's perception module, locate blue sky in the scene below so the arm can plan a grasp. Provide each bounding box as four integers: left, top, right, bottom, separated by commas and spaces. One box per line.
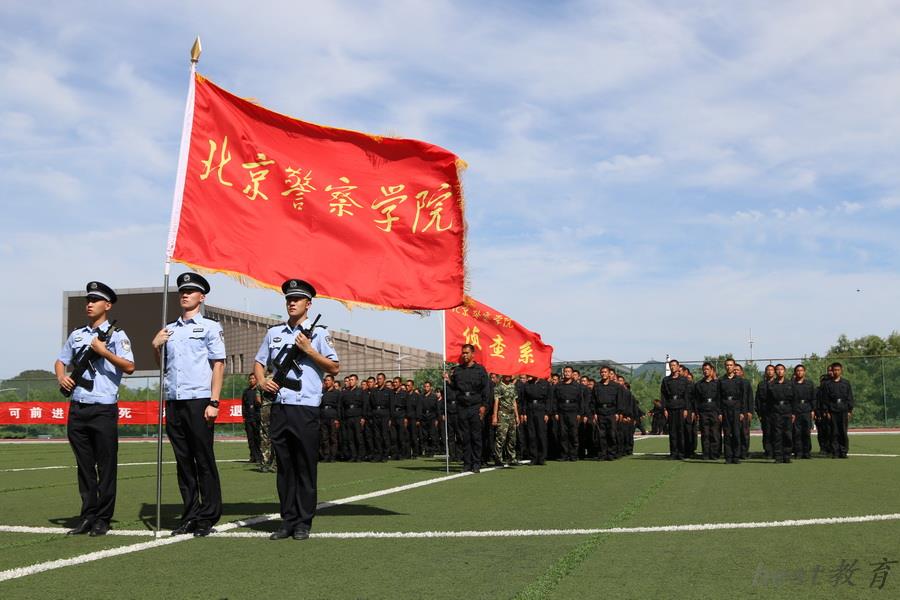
3, 0, 900, 378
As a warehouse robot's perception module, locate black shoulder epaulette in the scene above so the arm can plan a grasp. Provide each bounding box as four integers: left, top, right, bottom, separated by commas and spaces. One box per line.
202, 314, 219, 322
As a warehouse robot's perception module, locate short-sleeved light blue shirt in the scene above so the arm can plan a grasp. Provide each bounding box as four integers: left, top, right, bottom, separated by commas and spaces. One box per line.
164, 313, 226, 400
254, 318, 339, 407
58, 321, 134, 404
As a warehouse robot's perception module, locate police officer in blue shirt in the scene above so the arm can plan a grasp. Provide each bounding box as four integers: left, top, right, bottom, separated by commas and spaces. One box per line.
254, 279, 339, 541
152, 272, 226, 537
55, 282, 135, 536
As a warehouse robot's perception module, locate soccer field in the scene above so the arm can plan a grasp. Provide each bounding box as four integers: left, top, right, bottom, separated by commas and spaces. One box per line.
1, 434, 899, 599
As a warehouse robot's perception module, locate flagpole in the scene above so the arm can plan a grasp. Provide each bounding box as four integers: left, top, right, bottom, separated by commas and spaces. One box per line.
441, 310, 450, 474
155, 37, 201, 538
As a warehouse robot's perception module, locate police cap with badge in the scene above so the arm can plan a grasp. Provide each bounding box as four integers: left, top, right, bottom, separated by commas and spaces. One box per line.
282, 279, 316, 299
85, 281, 118, 304
177, 272, 211, 294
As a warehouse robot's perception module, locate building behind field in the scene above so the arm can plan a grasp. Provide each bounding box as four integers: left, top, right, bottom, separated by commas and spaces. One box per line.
63, 287, 441, 378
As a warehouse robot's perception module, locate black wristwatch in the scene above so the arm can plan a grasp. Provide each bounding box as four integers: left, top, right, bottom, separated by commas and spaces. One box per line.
209, 400, 220, 408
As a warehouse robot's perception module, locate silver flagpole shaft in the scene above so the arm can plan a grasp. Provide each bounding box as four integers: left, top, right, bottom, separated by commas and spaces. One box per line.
154, 264, 170, 538
156, 37, 201, 538
441, 310, 450, 474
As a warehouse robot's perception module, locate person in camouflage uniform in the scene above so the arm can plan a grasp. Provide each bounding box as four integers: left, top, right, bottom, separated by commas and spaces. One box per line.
492, 374, 520, 467
257, 377, 277, 473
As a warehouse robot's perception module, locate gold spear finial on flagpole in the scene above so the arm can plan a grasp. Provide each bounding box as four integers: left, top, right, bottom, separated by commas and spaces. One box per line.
190, 36, 202, 63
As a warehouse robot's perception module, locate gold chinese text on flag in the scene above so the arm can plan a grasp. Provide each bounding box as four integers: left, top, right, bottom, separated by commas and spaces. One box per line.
445, 297, 553, 378
168, 74, 466, 310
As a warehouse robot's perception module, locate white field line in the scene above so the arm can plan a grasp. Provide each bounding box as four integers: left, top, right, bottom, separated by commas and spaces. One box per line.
1, 459, 247, 473
632, 452, 900, 458
0, 462, 511, 583
0, 439, 249, 445
5, 512, 900, 541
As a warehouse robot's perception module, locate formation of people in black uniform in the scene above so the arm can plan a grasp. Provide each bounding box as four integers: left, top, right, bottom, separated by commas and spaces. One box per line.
241, 347, 651, 472
241, 351, 857, 472
661, 358, 854, 463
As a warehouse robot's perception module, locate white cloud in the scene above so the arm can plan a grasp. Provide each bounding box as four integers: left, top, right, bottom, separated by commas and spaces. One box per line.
595, 154, 662, 175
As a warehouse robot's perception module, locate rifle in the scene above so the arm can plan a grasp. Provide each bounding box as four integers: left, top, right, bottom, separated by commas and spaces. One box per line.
61, 320, 118, 397
262, 314, 324, 401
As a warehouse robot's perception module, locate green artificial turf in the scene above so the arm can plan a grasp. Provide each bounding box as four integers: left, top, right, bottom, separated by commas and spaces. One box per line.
2, 434, 900, 599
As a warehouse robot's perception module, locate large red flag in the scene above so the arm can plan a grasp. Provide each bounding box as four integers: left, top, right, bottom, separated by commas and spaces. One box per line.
444, 297, 553, 378
167, 73, 466, 310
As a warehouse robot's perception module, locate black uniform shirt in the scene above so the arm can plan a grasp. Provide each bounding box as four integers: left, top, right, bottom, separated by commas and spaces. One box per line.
693, 378, 722, 413
321, 388, 341, 419
420, 392, 438, 419
553, 380, 586, 413
660, 375, 691, 410
792, 379, 816, 413
448, 362, 491, 408
593, 381, 624, 416
340, 387, 366, 418
719, 376, 744, 410
767, 378, 796, 414
369, 385, 393, 415
241, 386, 260, 420
820, 378, 854, 412
523, 378, 551, 412
391, 389, 409, 418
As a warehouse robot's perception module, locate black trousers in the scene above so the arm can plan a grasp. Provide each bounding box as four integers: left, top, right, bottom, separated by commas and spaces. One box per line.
363, 416, 375, 458
166, 399, 221, 526
67, 402, 118, 524
420, 418, 438, 454
458, 404, 483, 468
667, 409, 686, 458
721, 404, 741, 462
482, 415, 495, 463
518, 420, 530, 459
558, 412, 579, 459
345, 417, 364, 459
318, 418, 339, 460
698, 411, 720, 459
270, 404, 319, 531
760, 412, 772, 457
740, 413, 751, 458
526, 410, 548, 463
370, 414, 390, 460
815, 414, 832, 454
596, 414, 617, 459
770, 411, 794, 462
831, 411, 850, 457
793, 412, 813, 457
686, 414, 698, 456
243, 416, 261, 461
446, 413, 461, 459
390, 416, 410, 458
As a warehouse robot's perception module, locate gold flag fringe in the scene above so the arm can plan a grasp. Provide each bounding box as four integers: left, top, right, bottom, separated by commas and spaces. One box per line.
455, 158, 471, 300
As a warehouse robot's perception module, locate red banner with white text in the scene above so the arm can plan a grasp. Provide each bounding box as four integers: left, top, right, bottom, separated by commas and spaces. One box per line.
0, 400, 246, 425
444, 297, 553, 378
